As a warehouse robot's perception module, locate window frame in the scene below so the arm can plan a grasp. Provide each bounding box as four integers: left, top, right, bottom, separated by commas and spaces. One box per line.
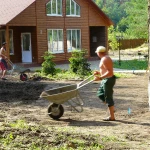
47, 29, 64, 54
46, 0, 63, 16
67, 29, 81, 52
0, 29, 14, 55
66, 0, 80, 17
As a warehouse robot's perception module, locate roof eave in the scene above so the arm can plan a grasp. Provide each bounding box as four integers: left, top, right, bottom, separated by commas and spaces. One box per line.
89, 0, 114, 26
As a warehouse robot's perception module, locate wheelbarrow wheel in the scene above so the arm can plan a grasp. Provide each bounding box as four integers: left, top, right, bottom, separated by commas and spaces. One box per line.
20, 73, 28, 81
48, 103, 64, 120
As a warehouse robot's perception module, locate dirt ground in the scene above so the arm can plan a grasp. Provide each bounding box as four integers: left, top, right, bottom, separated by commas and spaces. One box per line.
0, 73, 150, 149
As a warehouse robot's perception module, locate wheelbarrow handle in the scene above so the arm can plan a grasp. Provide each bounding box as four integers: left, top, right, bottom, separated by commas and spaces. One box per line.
77, 75, 94, 89
7, 59, 13, 66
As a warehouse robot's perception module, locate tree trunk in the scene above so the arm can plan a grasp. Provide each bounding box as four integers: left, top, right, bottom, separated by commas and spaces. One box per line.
148, 0, 150, 110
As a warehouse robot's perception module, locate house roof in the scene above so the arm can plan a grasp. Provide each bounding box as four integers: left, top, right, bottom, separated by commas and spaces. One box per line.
0, 0, 113, 26
89, 0, 113, 26
0, 0, 35, 25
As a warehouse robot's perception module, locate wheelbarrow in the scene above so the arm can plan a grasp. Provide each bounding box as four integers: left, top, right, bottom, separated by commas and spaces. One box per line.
40, 75, 94, 120
7, 59, 31, 81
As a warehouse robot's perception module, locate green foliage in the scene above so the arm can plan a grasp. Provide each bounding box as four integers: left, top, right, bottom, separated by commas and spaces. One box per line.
93, 0, 127, 28
108, 26, 119, 50
69, 49, 92, 77
93, 0, 148, 39
114, 73, 135, 78
46, 69, 83, 80
2, 133, 14, 146
10, 120, 29, 129
102, 136, 119, 142
113, 59, 148, 70
121, 0, 148, 39
41, 51, 56, 76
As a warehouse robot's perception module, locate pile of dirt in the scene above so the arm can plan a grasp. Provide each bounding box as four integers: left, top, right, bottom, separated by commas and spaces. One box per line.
0, 79, 47, 102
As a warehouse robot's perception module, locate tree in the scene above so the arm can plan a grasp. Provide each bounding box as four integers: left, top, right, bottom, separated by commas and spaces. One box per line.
93, 0, 127, 28
120, 0, 148, 39
108, 26, 119, 51
94, 0, 105, 7
148, 0, 150, 111
93, 0, 148, 39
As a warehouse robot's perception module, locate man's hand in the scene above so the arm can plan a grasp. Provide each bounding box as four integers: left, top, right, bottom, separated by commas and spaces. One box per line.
94, 76, 101, 81
93, 70, 100, 75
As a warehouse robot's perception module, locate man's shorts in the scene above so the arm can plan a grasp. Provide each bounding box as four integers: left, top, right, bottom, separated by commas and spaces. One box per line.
0, 59, 8, 70
97, 75, 116, 107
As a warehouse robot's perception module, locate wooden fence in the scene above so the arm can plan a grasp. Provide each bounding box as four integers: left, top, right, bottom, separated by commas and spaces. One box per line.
109, 39, 147, 50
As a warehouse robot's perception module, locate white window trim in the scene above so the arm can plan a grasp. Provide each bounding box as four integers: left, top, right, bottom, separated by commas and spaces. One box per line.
67, 29, 81, 52
47, 14, 62, 17
66, 0, 80, 17
0, 29, 14, 55
66, 15, 80, 17
46, 0, 63, 16
47, 29, 64, 54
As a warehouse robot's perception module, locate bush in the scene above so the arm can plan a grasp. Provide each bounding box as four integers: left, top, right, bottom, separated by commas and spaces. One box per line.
108, 26, 119, 51
41, 52, 56, 76
69, 49, 92, 77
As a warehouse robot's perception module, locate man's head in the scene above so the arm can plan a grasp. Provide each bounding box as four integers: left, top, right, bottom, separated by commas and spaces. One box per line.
2, 42, 6, 46
2, 42, 6, 49
95, 46, 106, 53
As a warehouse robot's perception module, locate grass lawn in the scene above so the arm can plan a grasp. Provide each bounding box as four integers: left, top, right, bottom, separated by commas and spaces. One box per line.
113, 59, 148, 70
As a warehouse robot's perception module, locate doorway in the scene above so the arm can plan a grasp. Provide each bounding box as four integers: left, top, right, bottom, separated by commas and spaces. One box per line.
90, 26, 106, 57
21, 33, 32, 63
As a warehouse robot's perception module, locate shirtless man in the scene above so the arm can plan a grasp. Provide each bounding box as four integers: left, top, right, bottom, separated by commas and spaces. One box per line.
0, 42, 8, 80
93, 46, 116, 121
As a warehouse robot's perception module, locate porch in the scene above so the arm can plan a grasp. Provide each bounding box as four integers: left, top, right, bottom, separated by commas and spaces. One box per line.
0, 26, 37, 63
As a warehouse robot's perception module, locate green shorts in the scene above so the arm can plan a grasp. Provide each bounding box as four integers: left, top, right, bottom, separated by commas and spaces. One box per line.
97, 75, 116, 107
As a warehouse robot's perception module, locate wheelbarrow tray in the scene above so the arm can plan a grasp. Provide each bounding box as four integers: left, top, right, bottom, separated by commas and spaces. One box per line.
40, 84, 79, 104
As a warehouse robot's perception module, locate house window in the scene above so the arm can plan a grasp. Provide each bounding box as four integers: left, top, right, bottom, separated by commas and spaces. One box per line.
46, 0, 62, 16
47, 29, 64, 53
67, 29, 81, 52
0, 30, 14, 55
66, 0, 80, 16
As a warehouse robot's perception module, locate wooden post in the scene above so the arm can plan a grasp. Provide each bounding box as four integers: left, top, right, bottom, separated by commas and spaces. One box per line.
5, 25, 10, 59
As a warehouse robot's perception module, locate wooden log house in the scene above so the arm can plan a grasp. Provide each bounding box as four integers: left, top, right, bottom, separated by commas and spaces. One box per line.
0, 0, 113, 64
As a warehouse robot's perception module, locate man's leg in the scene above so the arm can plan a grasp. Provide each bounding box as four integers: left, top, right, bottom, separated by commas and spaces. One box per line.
1, 70, 6, 79
103, 78, 116, 121
97, 80, 106, 103
108, 106, 115, 120
103, 106, 115, 121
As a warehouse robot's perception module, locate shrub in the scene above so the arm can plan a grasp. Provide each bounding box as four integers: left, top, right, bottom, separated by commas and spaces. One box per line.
69, 49, 92, 77
108, 26, 119, 51
41, 51, 56, 76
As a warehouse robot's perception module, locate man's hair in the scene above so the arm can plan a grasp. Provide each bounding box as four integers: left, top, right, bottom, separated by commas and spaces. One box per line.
2, 42, 6, 46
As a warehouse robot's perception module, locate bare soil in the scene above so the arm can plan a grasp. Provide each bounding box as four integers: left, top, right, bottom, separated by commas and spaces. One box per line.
0, 73, 150, 149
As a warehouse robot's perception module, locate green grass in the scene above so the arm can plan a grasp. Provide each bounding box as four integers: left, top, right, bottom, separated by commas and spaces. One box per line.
0, 120, 105, 149
114, 72, 135, 78
34, 69, 136, 81
34, 59, 148, 81
113, 59, 148, 70
35, 69, 90, 80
